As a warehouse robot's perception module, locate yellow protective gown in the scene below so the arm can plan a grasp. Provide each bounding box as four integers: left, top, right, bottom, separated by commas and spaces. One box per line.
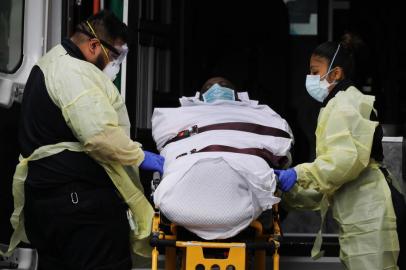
2, 44, 154, 257
295, 86, 399, 269
281, 185, 323, 213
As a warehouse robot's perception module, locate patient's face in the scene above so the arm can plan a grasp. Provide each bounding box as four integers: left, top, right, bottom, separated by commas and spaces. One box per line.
201, 77, 235, 94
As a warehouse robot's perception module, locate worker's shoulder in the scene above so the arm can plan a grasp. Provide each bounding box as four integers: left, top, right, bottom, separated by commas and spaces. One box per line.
336, 86, 374, 102
333, 86, 376, 117
37, 44, 103, 80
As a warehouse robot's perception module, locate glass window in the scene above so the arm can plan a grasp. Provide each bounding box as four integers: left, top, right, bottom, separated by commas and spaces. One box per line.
0, 0, 24, 74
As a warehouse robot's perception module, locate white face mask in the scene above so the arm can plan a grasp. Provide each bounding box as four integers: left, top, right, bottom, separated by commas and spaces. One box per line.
305, 74, 329, 102
305, 69, 337, 102
103, 44, 128, 81
103, 60, 121, 81
305, 44, 341, 103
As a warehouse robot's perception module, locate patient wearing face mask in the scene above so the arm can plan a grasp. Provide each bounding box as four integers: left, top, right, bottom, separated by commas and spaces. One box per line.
150, 76, 294, 240
199, 77, 240, 102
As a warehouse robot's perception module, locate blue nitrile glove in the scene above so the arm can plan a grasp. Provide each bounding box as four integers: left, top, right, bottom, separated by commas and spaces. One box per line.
274, 168, 297, 192
139, 151, 165, 175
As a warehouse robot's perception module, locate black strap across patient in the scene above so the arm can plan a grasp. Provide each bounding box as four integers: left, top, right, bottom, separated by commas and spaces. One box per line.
176, 144, 289, 169
163, 122, 291, 148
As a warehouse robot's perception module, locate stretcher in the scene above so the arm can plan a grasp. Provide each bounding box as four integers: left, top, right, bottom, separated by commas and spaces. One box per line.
150, 173, 282, 270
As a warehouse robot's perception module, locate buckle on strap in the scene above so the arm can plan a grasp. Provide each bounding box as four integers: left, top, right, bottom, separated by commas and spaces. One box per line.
177, 125, 198, 138
70, 192, 79, 204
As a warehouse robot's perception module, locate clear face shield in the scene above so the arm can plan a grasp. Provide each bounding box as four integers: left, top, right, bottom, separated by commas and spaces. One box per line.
103, 44, 128, 81
83, 21, 129, 81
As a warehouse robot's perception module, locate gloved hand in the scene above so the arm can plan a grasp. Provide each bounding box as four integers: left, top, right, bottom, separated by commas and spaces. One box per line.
139, 150, 165, 175
274, 168, 297, 192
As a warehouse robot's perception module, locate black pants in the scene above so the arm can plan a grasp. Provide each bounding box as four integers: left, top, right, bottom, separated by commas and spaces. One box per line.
387, 182, 406, 269
24, 184, 132, 270
380, 167, 406, 269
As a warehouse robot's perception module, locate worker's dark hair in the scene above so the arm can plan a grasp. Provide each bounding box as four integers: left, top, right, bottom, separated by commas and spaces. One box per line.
76, 10, 128, 44
312, 32, 365, 79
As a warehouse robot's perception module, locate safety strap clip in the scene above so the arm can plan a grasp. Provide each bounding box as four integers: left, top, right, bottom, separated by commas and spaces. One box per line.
177, 125, 199, 138
70, 192, 79, 204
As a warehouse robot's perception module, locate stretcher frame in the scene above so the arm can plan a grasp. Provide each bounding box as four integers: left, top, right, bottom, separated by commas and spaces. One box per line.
150, 174, 282, 270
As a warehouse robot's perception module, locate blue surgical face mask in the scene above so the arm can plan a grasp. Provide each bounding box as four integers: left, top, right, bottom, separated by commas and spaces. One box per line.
202, 83, 235, 103
305, 44, 341, 103
305, 72, 334, 102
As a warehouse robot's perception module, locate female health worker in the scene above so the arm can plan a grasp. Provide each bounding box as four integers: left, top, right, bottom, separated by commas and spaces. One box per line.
275, 33, 400, 269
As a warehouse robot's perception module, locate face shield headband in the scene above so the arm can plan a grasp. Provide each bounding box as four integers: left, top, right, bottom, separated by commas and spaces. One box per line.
76, 21, 122, 61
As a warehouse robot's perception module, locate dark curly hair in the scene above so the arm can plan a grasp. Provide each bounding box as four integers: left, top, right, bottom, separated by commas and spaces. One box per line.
312, 32, 365, 79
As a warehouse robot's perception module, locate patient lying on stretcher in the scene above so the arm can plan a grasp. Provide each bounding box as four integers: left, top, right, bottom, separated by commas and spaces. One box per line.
151, 77, 294, 240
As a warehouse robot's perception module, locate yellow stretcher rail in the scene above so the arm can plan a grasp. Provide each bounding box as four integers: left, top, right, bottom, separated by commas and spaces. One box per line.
151, 204, 282, 270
